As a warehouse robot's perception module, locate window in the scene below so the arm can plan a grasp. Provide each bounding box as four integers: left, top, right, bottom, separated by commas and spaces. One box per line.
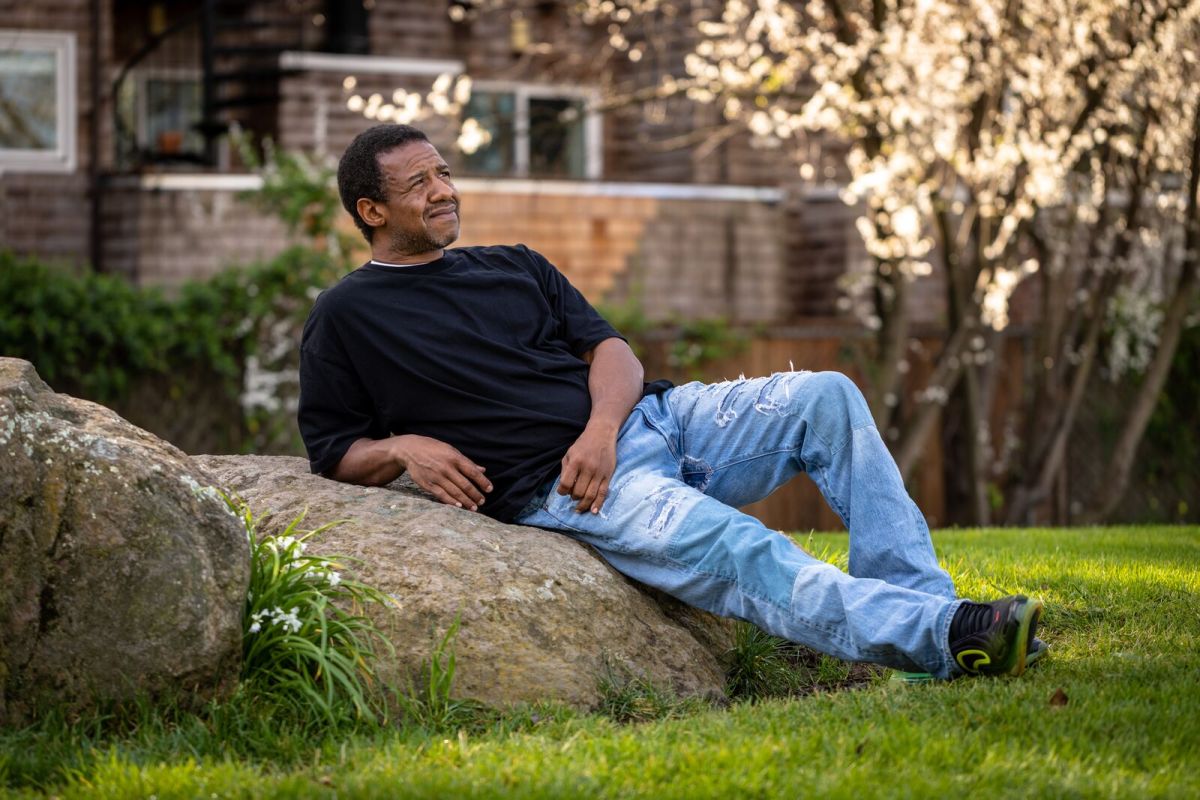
140, 71, 202, 157
114, 68, 204, 166
462, 84, 600, 179
0, 30, 76, 173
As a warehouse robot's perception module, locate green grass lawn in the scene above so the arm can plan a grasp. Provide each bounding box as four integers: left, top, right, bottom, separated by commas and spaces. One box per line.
3, 526, 1197, 799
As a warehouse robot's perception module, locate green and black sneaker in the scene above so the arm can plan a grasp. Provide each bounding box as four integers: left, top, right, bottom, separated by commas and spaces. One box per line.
949, 595, 1043, 677
891, 637, 1048, 685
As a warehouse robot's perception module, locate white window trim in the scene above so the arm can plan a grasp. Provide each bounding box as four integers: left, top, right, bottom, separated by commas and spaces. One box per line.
0, 29, 77, 174
279, 51, 464, 77
123, 172, 784, 204
469, 80, 602, 180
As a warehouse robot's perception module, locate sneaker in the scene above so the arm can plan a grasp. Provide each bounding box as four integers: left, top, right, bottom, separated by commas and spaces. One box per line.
950, 595, 1043, 676
890, 638, 1048, 685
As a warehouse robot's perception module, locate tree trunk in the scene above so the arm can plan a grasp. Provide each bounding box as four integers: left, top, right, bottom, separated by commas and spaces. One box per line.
894, 321, 971, 478
1084, 98, 1200, 522
867, 266, 910, 429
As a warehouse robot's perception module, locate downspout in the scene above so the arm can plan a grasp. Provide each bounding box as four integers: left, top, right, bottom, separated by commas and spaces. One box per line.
201, 0, 216, 166
89, 0, 103, 272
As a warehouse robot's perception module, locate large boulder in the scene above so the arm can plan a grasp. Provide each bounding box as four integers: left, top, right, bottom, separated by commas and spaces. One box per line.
196, 454, 735, 710
0, 358, 249, 726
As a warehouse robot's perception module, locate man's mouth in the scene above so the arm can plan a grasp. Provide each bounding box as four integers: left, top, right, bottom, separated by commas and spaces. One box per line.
429, 205, 458, 220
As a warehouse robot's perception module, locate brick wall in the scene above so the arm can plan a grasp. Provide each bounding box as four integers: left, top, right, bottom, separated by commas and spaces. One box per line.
100, 179, 292, 286
452, 191, 656, 302
616, 197, 787, 321
277, 70, 461, 158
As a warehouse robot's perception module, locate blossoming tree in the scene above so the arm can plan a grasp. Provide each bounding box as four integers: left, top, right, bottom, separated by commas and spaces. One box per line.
571, 0, 1200, 523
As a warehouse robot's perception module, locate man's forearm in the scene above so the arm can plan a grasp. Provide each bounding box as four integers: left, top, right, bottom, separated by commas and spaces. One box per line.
330, 434, 493, 510
584, 337, 644, 434
329, 436, 406, 485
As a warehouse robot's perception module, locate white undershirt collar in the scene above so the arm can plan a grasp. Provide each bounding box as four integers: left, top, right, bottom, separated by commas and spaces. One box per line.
370, 255, 442, 268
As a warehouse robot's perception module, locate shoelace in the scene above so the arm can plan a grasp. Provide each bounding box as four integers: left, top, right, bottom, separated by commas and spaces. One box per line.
951, 601, 998, 642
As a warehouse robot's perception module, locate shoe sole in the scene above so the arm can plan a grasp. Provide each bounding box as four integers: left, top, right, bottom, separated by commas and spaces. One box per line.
891, 636, 1049, 685
1025, 638, 1047, 667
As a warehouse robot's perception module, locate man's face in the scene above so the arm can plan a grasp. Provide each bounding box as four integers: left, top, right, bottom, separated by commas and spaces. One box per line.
370, 140, 460, 259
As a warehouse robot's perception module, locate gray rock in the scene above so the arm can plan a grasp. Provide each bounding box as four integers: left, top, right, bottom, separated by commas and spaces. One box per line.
0, 358, 249, 726
195, 454, 734, 710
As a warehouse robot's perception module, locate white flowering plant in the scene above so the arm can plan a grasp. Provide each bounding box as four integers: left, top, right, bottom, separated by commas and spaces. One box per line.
228, 496, 394, 721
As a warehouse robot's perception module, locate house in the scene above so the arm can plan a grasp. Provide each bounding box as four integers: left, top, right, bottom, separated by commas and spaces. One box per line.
0, 0, 900, 326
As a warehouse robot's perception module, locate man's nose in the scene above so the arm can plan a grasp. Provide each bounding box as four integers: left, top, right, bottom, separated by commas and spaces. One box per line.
430, 175, 455, 201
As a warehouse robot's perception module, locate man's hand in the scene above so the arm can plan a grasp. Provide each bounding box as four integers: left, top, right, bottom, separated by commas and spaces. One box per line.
557, 424, 618, 513
329, 435, 492, 511
559, 337, 644, 514
396, 435, 493, 511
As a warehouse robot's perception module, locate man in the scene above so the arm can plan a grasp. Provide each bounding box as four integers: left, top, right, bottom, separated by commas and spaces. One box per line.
299, 123, 1044, 681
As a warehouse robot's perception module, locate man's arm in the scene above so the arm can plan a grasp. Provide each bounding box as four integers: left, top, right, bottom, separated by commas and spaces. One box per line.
330, 434, 493, 512
557, 337, 644, 513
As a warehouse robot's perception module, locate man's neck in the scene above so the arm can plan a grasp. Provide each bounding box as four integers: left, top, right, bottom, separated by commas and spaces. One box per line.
370, 248, 445, 265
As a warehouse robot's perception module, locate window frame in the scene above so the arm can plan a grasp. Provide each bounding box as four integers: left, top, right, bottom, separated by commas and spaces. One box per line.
132, 66, 203, 157
0, 29, 77, 174
466, 81, 601, 180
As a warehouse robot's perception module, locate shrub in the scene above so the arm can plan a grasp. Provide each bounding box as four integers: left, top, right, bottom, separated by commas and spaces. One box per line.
0, 247, 344, 453
232, 496, 393, 722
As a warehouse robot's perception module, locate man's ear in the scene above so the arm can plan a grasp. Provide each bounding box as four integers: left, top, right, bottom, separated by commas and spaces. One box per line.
356, 197, 387, 231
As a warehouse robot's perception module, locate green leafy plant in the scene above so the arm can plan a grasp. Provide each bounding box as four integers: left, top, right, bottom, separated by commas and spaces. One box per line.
397, 615, 488, 731
0, 247, 343, 454
595, 289, 652, 358
232, 130, 360, 259
597, 289, 748, 378
667, 316, 748, 379
232, 496, 393, 722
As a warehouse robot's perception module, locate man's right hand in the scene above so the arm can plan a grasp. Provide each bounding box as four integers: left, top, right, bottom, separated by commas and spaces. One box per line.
392, 435, 492, 511
331, 434, 492, 512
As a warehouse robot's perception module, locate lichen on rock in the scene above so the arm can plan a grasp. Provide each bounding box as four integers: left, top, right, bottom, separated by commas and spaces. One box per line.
0, 358, 249, 726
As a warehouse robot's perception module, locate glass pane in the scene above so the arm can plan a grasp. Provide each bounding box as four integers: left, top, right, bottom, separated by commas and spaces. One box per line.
144, 77, 202, 155
0, 49, 58, 150
528, 96, 585, 178
462, 91, 515, 175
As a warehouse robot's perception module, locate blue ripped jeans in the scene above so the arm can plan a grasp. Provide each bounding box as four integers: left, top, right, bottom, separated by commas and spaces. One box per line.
515, 371, 964, 678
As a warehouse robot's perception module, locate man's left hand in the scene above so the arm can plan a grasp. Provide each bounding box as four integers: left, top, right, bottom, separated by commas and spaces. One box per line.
557, 426, 618, 513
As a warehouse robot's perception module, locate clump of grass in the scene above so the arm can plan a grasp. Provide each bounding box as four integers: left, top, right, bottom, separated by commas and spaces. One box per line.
232, 497, 394, 722
397, 615, 490, 732
722, 621, 881, 703
595, 659, 713, 724
724, 622, 818, 701
721, 533, 880, 702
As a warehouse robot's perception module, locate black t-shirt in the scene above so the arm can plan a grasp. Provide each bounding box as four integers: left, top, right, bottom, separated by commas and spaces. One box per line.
298, 244, 666, 522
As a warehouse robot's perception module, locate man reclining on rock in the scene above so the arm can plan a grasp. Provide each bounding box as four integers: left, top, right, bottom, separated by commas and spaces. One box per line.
298, 123, 1044, 682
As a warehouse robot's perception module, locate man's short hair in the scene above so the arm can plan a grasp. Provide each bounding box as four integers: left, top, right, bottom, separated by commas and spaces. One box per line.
337, 124, 430, 242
